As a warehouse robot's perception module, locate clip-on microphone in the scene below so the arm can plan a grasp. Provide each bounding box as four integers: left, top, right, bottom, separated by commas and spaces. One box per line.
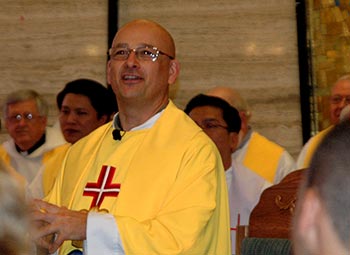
112, 129, 124, 140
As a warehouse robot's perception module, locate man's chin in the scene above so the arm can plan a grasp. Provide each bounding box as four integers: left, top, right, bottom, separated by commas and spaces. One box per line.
15, 137, 31, 143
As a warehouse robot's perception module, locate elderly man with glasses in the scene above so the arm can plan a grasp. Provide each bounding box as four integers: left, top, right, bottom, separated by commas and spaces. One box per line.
296, 74, 350, 168
0, 89, 65, 186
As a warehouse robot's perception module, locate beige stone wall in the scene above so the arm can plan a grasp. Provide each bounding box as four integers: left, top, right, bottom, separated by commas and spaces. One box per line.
119, 0, 302, 157
0, 1, 108, 140
0, 0, 302, 158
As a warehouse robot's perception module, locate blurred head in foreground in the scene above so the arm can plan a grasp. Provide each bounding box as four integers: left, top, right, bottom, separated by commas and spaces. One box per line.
293, 119, 350, 255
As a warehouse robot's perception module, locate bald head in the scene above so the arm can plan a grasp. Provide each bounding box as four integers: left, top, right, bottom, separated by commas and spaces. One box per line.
206, 86, 251, 119
113, 19, 176, 58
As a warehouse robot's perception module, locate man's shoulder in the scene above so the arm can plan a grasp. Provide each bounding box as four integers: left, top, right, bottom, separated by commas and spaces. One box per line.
0, 142, 10, 159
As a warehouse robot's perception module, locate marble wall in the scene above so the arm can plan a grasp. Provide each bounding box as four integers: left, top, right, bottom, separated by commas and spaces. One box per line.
0, 0, 109, 139
0, 0, 303, 158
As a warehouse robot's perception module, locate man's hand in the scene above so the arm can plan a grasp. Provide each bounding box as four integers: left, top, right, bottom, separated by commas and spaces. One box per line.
30, 199, 88, 254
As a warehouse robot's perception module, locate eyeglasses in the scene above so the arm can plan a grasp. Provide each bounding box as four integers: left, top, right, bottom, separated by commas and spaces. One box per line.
198, 120, 229, 131
6, 113, 40, 124
108, 45, 174, 62
330, 95, 350, 105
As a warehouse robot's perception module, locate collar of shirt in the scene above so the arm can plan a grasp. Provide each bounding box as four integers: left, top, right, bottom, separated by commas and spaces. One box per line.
236, 126, 253, 151
112, 110, 165, 132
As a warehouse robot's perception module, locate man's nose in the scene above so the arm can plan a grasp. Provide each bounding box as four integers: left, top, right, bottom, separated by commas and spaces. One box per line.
125, 51, 139, 67
66, 113, 77, 122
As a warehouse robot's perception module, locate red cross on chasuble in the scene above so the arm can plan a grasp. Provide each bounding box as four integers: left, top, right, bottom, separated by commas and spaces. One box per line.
83, 165, 121, 209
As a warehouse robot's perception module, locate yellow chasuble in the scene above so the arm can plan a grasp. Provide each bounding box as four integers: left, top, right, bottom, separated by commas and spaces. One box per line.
242, 132, 284, 183
0, 146, 11, 166
47, 101, 231, 255
42, 143, 71, 197
0, 148, 26, 186
301, 125, 334, 168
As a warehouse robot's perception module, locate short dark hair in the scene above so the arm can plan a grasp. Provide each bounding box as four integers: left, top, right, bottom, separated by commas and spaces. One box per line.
306, 119, 350, 247
184, 94, 241, 133
57, 79, 116, 119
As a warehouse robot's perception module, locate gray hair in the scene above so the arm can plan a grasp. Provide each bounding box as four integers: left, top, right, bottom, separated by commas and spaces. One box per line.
206, 86, 252, 120
3, 89, 48, 118
330, 74, 350, 95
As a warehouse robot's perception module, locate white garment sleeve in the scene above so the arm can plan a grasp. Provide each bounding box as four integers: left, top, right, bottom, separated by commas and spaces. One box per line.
273, 151, 297, 184
84, 212, 124, 255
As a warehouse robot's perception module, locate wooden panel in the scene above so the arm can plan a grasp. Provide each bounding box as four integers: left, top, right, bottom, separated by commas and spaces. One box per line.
248, 169, 307, 238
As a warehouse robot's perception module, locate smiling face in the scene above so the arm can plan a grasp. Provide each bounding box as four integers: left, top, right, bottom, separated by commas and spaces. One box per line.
107, 20, 179, 112
330, 79, 350, 125
59, 93, 107, 144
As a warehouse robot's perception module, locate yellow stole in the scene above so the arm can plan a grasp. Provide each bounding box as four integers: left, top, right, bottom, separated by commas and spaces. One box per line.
242, 132, 284, 183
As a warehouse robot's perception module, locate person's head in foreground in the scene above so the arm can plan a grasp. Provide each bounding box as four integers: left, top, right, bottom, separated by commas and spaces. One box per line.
293, 119, 350, 255
0, 162, 30, 255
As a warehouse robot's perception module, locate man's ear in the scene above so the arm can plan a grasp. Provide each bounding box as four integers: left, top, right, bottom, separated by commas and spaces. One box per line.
106, 61, 112, 85
229, 132, 239, 153
295, 188, 322, 253
168, 60, 180, 85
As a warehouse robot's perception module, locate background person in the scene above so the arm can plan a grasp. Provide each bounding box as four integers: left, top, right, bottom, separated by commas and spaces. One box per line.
0, 89, 65, 186
296, 74, 350, 168
29, 78, 116, 198
185, 93, 242, 254
206, 86, 296, 253
207, 86, 296, 184
57, 78, 116, 144
293, 119, 350, 255
31, 19, 230, 255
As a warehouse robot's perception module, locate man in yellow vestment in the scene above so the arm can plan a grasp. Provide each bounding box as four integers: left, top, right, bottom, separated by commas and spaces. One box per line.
296, 74, 350, 168
31, 19, 231, 255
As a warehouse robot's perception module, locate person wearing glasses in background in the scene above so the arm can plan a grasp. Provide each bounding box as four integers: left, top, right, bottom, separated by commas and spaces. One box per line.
184, 94, 243, 254
202, 87, 296, 254
31, 19, 230, 255
0, 89, 65, 187
296, 74, 350, 168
